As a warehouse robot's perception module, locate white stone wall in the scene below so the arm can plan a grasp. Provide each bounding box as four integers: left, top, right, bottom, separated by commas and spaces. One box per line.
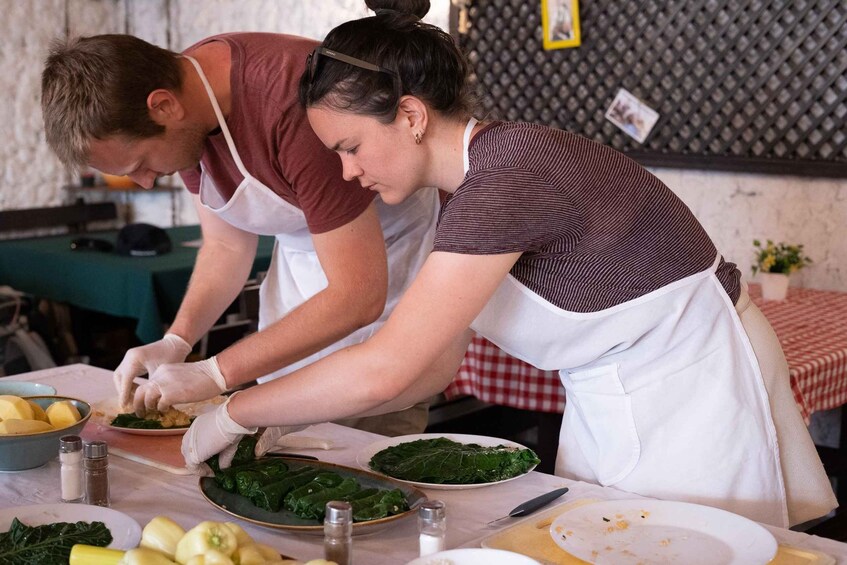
1, 0, 845, 291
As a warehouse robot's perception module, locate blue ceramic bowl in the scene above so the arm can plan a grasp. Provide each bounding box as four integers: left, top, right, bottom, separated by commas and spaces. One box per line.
0, 395, 90, 471
0, 381, 57, 397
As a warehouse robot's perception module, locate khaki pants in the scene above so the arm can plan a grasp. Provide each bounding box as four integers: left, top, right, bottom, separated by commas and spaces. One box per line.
335, 401, 430, 437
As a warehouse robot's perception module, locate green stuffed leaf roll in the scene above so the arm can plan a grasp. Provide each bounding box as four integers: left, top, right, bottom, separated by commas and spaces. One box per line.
351, 489, 409, 522
283, 472, 344, 511
234, 460, 289, 498
251, 467, 320, 512
291, 477, 361, 520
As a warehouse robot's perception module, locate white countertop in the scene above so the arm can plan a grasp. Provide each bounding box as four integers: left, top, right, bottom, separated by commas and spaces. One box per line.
2, 365, 846, 564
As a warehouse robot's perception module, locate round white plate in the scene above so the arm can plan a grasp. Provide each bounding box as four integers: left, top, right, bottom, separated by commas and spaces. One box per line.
549, 499, 778, 565
0, 380, 57, 397
357, 433, 538, 490
407, 548, 542, 564
0, 503, 142, 550
91, 396, 226, 436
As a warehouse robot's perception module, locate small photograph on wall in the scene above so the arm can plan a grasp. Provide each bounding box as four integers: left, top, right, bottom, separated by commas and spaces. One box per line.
604, 88, 660, 144
541, 0, 581, 50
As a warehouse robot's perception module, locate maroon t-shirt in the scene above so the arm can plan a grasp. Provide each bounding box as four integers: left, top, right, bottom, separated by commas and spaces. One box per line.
433, 122, 741, 312
179, 33, 373, 234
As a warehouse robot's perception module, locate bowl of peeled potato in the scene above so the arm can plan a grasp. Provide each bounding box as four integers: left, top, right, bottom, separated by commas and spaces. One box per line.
0, 395, 91, 471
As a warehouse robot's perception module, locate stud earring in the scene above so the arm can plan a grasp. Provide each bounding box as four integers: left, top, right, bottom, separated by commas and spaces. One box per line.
414, 130, 425, 144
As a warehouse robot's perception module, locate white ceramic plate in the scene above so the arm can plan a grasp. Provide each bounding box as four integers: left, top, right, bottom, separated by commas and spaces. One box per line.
357, 433, 538, 490
407, 548, 542, 565
549, 499, 778, 565
91, 396, 226, 436
0, 503, 142, 550
0, 380, 57, 396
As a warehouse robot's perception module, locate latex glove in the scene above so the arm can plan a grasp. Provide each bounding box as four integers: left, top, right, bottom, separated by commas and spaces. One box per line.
133, 356, 228, 416
254, 424, 310, 457
181, 392, 258, 473
113, 333, 192, 409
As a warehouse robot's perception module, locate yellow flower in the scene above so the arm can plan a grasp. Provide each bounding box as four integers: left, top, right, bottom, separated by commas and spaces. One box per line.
760, 256, 775, 272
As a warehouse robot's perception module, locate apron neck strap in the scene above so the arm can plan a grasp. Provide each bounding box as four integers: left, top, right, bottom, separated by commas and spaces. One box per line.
462, 117, 479, 174
182, 55, 249, 177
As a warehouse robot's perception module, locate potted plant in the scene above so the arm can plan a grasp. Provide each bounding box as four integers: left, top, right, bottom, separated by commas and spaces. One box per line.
752, 239, 812, 300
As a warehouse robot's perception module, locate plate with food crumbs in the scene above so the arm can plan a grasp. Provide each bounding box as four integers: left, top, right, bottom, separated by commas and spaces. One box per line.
549, 499, 777, 564
91, 396, 226, 436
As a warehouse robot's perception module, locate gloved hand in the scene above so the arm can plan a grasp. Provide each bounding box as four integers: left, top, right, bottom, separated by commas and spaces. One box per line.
254, 424, 310, 457
133, 356, 229, 416
181, 392, 258, 474
113, 333, 192, 409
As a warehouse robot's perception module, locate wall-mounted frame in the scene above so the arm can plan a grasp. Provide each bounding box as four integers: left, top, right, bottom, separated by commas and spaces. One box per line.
541, 0, 581, 50
453, 1, 847, 178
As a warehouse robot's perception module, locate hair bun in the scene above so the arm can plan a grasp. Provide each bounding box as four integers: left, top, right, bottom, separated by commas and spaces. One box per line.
365, 0, 430, 19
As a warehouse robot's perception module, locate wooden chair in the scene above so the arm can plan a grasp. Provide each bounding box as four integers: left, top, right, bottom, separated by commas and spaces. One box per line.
0, 199, 118, 236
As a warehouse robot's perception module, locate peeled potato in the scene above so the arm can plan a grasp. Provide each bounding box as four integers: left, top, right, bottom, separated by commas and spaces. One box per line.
46, 400, 82, 429
0, 419, 54, 435
0, 395, 35, 421
26, 400, 49, 422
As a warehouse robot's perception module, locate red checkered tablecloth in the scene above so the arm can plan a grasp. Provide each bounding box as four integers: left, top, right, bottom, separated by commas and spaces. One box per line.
445, 285, 847, 422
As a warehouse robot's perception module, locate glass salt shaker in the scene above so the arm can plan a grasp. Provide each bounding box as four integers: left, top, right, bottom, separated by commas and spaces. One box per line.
59, 435, 84, 503
84, 440, 110, 507
324, 501, 352, 565
419, 500, 447, 557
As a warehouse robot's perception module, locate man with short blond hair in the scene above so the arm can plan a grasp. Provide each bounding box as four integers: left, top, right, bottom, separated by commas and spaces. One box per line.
42, 33, 437, 441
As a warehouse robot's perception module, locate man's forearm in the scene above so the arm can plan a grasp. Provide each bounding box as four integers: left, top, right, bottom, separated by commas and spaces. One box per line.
168, 235, 257, 346
215, 281, 382, 386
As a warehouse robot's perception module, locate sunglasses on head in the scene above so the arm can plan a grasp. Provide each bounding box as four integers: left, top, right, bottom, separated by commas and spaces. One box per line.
306, 46, 400, 91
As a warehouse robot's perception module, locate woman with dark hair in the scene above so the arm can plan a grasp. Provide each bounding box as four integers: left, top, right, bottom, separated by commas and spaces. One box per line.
181, 0, 835, 528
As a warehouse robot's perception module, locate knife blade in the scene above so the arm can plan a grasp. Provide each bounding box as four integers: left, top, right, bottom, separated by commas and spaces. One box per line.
486, 486, 569, 527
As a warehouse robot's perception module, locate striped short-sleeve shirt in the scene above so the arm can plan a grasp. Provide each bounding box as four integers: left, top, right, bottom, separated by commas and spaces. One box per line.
433, 122, 740, 312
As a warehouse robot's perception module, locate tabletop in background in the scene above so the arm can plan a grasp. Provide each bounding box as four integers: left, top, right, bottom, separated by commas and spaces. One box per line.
0, 225, 274, 343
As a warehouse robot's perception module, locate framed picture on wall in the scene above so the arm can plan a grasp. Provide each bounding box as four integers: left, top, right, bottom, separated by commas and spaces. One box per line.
541, 0, 581, 50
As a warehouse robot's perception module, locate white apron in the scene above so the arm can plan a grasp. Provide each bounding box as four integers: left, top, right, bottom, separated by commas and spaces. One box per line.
185, 56, 438, 382
460, 119, 799, 527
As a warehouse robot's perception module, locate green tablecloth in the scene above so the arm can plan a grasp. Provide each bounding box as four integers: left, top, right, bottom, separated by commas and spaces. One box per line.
0, 225, 274, 343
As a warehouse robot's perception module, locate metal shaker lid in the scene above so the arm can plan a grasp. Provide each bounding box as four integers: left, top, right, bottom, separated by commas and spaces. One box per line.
419, 500, 446, 522
325, 500, 352, 524
83, 440, 108, 458
59, 435, 82, 453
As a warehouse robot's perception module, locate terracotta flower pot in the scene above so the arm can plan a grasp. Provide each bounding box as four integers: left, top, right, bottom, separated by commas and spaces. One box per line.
759, 272, 790, 301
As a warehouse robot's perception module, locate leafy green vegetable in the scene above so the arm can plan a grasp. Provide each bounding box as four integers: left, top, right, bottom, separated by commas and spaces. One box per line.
0, 518, 113, 565
234, 459, 289, 497
205, 440, 412, 523
210, 459, 409, 522
252, 467, 321, 512
206, 435, 258, 475
369, 437, 540, 484
351, 489, 408, 522
110, 413, 194, 429
291, 477, 360, 520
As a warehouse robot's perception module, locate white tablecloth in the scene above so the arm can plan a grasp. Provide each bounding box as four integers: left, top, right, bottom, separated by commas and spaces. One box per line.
2, 365, 846, 564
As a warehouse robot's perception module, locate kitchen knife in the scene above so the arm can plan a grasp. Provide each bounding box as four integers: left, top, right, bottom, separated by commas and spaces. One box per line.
486, 486, 569, 526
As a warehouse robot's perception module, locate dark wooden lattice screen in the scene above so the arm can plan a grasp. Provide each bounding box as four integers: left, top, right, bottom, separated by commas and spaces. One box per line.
452, 1, 847, 178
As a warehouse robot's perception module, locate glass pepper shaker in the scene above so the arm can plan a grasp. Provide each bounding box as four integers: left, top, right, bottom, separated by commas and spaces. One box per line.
324, 500, 352, 565
83, 440, 110, 507
418, 500, 447, 557
59, 435, 84, 503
